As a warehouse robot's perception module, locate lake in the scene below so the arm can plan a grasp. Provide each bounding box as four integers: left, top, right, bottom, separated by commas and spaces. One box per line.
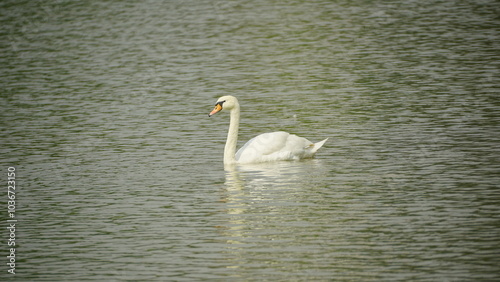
1, 0, 499, 280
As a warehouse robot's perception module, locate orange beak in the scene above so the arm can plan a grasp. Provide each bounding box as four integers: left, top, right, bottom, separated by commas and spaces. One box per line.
208, 103, 223, 117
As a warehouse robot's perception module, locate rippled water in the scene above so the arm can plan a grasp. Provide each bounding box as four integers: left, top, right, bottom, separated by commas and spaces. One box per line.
1, 0, 499, 280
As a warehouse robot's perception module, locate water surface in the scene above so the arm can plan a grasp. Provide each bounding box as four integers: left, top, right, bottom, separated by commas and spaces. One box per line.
1, 0, 499, 280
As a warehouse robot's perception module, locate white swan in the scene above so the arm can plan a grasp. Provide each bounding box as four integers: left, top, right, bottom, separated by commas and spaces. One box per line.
209, 95, 328, 164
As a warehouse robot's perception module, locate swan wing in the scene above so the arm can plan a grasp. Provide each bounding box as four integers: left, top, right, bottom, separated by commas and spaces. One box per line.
236, 131, 327, 163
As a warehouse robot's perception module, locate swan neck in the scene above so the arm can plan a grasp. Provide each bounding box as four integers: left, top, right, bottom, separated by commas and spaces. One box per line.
224, 105, 239, 164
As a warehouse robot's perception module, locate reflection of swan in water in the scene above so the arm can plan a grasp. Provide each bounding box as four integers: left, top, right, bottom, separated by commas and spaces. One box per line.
209, 96, 328, 165
228, 160, 323, 188
224, 159, 327, 194
221, 160, 326, 227
219, 160, 328, 269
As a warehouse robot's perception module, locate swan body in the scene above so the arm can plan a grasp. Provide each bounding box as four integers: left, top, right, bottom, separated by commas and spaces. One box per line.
209, 95, 328, 164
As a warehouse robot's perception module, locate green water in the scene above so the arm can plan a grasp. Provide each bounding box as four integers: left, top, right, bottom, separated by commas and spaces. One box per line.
1, 0, 499, 280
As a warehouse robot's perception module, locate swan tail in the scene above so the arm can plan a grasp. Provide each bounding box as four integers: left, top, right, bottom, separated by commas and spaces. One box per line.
310, 138, 328, 154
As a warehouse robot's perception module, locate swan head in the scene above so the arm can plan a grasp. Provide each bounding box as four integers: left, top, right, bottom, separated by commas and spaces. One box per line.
208, 95, 239, 117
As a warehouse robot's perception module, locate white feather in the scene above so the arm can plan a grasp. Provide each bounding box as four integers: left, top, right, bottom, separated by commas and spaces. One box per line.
236, 131, 327, 163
